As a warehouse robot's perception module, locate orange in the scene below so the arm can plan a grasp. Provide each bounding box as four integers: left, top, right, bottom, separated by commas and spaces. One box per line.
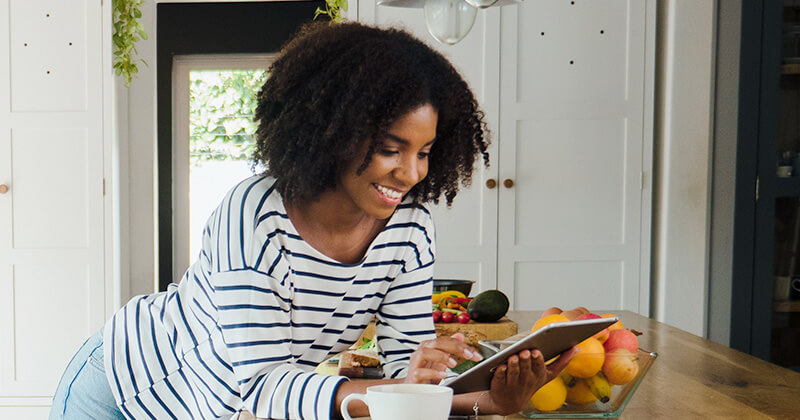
600, 313, 624, 331
564, 338, 605, 378
532, 314, 570, 332
565, 378, 599, 405
530, 376, 567, 412
542, 307, 563, 317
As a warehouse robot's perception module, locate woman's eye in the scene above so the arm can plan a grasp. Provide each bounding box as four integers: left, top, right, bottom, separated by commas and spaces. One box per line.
418, 152, 430, 159
379, 149, 399, 156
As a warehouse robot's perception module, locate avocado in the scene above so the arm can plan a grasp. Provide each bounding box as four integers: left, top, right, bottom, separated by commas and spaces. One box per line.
467, 290, 509, 322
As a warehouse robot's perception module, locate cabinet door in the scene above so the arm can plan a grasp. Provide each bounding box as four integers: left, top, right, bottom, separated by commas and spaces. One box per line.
358, 3, 501, 292
0, 0, 105, 402
497, 0, 652, 312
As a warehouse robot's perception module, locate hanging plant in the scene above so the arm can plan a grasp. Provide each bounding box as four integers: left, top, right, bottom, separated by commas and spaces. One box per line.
112, 0, 148, 87
314, 0, 348, 23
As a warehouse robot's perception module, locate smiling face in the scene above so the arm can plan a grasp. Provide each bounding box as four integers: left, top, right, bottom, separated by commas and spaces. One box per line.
338, 103, 438, 220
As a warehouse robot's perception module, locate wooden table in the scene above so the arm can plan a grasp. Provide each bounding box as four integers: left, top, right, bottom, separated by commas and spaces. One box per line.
243, 310, 800, 419
478, 310, 800, 419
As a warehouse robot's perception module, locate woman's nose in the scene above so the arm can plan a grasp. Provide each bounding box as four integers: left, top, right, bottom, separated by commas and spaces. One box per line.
396, 155, 424, 185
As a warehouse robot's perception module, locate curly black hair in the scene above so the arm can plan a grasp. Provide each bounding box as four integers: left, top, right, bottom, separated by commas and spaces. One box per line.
252, 21, 489, 206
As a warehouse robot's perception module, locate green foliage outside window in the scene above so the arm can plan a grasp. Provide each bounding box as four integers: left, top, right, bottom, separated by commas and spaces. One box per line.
190, 70, 268, 165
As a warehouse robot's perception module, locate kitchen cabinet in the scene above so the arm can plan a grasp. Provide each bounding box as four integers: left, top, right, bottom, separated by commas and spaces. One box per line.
732, 0, 800, 372
360, 0, 654, 313
0, 0, 112, 414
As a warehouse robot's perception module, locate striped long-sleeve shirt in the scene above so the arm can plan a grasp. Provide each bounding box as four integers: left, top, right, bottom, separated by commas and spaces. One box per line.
103, 176, 437, 420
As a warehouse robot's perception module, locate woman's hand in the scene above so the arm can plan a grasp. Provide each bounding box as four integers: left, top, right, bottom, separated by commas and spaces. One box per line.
487, 346, 579, 415
404, 333, 482, 384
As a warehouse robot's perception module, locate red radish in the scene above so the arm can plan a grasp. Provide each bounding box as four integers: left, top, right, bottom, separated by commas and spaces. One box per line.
457, 312, 470, 324
441, 312, 455, 323
432, 310, 442, 323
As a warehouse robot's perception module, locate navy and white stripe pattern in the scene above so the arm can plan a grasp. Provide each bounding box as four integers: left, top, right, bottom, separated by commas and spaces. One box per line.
104, 176, 437, 419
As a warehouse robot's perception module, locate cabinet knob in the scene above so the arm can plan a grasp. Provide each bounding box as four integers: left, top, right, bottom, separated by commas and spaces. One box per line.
503, 178, 514, 188
486, 179, 497, 189
0, 184, 7, 194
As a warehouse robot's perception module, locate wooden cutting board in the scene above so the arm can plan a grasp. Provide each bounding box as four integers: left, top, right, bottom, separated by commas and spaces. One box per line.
435, 317, 519, 347
354, 317, 519, 348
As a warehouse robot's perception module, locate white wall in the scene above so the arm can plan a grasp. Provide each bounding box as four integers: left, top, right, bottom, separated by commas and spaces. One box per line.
121, 0, 158, 299
651, 0, 716, 337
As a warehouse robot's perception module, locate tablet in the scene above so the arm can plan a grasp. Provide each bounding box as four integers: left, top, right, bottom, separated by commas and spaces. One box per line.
441, 317, 618, 394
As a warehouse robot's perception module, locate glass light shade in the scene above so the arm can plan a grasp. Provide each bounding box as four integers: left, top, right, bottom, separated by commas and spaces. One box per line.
464, 0, 499, 7
378, 0, 522, 8
464, 0, 521, 8
424, 0, 477, 45
377, 0, 424, 8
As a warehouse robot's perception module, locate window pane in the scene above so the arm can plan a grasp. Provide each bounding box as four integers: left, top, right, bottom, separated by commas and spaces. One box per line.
189, 69, 267, 259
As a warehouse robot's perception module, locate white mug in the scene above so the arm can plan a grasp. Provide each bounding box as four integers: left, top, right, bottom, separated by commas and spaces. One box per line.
340, 383, 453, 420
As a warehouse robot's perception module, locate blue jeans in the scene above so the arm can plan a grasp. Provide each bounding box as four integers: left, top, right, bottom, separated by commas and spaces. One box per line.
50, 328, 126, 420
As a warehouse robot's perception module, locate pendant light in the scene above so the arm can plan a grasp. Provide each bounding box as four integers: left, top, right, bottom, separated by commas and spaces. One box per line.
378, 0, 524, 45
423, 0, 477, 45
465, 0, 521, 7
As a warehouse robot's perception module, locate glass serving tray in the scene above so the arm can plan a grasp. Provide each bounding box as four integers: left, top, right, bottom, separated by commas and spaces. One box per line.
519, 348, 658, 418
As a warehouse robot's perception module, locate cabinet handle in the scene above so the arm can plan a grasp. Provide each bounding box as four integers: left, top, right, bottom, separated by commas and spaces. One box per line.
503, 179, 514, 188
486, 179, 497, 189
0, 184, 7, 194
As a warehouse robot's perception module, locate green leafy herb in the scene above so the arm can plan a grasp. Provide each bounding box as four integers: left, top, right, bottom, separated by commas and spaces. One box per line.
357, 337, 376, 351
452, 359, 480, 374
113, 0, 148, 87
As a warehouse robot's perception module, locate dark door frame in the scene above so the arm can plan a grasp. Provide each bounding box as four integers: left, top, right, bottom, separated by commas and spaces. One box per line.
156, 1, 324, 291
730, 0, 783, 360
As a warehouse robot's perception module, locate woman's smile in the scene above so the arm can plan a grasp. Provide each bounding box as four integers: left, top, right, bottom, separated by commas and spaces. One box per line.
373, 183, 405, 204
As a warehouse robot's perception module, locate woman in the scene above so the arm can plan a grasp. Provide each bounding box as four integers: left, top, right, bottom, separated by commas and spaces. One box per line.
50, 22, 576, 419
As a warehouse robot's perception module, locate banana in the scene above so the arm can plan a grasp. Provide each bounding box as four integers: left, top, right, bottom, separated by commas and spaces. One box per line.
559, 371, 577, 387
584, 372, 611, 403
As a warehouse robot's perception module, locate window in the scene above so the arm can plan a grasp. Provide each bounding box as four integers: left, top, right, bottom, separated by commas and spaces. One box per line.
172, 55, 273, 279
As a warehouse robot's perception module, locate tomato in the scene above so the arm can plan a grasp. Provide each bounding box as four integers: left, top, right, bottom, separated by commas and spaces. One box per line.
432, 310, 443, 323
441, 311, 455, 323
457, 312, 471, 324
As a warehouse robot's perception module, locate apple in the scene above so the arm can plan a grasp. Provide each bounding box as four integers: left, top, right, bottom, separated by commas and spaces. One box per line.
603, 329, 638, 354
603, 348, 639, 385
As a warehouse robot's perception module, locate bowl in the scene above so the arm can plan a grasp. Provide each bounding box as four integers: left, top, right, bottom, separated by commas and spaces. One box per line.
432, 279, 475, 296
519, 348, 658, 418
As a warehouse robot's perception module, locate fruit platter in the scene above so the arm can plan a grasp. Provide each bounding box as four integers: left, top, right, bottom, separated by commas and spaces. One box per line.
518, 311, 658, 418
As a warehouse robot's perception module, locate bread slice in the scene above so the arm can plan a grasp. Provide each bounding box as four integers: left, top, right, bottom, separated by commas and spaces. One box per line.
340, 349, 380, 368
337, 349, 383, 378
